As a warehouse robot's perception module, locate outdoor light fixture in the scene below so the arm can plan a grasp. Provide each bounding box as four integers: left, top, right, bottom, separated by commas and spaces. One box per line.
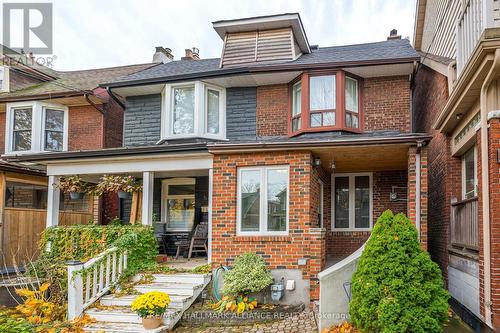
312, 157, 321, 167
331, 161, 336, 170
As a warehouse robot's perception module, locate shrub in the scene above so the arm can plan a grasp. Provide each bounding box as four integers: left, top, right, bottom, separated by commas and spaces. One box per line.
349, 210, 449, 333
28, 224, 158, 302
222, 252, 273, 297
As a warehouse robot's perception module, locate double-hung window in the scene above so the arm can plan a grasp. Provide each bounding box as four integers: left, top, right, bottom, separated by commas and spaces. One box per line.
462, 147, 477, 199
291, 81, 302, 131
309, 75, 336, 127
6, 102, 68, 154
162, 81, 225, 139
237, 166, 289, 235
345, 77, 359, 128
333, 173, 372, 231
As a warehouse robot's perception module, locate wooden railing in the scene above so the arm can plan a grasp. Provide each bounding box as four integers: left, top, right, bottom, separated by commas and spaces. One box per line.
456, 0, 500, 75
67, 247, 127, 320
450, 197, 479, 251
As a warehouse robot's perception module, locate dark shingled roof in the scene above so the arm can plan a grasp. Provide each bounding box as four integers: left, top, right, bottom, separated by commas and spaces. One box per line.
0, 63, 156, 101
106, 39, 419, 87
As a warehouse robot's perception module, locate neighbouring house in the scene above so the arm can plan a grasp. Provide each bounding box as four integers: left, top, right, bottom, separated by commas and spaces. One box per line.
0, 48, 154, 268
413, 0, 500, 330
5, 13, 428, 326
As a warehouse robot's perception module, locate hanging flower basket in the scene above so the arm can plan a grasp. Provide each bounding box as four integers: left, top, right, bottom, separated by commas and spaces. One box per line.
56, 176, 91, 200
95, 175, 142, 196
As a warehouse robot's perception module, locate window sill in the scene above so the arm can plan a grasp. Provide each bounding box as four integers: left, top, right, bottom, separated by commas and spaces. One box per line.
289, 127, 363, 137
162, 134, 227, 141
331, 229, 372, 234
233, 235, 291, 242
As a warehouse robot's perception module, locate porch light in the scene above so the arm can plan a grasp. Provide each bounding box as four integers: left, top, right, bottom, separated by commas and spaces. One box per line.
312, 157, 321, 167
331, 161, 336, 170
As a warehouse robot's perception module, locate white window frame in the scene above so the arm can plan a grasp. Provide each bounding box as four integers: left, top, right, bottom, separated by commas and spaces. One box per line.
161, 178, 196, 232
5, 101, 68, 155
237, 165, 290, 236
0, 66, 9, 92
161, 81, 226, 140
332, 172, 373, 231
318, 179, 324, 228
461, 146, 478, 200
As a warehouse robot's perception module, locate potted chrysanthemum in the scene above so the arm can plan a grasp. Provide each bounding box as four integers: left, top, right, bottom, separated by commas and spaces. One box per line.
131, 291, 170, 329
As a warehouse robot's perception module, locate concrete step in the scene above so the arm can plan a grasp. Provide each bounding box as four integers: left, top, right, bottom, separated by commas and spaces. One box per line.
100, 293, 191, 309
83, 322, 171, 333
134, 282, 202, 296
85, 306, 179, 324
133, 273, 210, 285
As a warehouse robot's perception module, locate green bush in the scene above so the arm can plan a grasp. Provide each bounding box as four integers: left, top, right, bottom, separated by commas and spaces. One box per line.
28, 224, 158, 302
349, 210, 449, 333
222, 252, 273, 297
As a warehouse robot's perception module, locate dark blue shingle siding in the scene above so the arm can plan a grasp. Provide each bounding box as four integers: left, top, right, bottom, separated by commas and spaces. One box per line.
226, 87, 257, 140
123, 94, 162, 146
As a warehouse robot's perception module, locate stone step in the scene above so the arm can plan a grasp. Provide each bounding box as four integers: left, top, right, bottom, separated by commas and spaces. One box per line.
100, 293, 191, 309
83, 322, 171, 333
134, 282, 202, 296
85, 306, 179, 324
133, 273, 210, 285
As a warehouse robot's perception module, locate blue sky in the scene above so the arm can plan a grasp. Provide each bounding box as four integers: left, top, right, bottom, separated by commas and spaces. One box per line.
1, 0, 417, 71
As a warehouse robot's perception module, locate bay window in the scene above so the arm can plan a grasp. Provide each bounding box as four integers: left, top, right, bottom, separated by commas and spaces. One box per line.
6, 101, 68, 154
237, 166, 289, 235
289, 71, 361, 135
162, 81, 225, 140
333, 173, 372, 231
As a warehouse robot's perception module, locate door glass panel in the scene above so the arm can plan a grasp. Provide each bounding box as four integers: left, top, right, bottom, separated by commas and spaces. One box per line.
355, 176, 370, 228
335, 177, 349, 228
267, 169, 288, 232
173, 86, 195, 134
240, 170, 260, 232
167, 198, 195, 230
168, 184, 195, 195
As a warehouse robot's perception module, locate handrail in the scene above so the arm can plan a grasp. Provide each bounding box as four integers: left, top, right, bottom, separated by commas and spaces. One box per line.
67, 247, 128, 320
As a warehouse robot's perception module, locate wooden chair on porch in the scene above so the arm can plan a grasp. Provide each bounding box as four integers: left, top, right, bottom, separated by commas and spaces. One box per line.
175, 222, 208, 260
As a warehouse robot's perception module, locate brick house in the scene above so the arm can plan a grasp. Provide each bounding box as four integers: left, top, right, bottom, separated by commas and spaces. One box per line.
413, 0, 500, 330
0, 48, 154, 268
7, 14, 428, 327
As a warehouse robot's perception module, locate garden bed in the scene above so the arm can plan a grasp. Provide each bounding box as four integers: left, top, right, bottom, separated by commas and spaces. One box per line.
177, 302, 305, 327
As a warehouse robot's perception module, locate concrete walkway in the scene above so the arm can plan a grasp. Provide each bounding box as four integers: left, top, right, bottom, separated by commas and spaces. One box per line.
173, 311, 318, 333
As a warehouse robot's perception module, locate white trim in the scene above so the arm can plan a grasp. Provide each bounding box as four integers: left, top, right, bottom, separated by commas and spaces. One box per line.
161, 178, 196, 232
331, 172, 373, 232
461, 146, 478, 199
5, 101, 69, 155
161, 80, 226, 141
46, 175, 60, 227
141, 171, 155, 226
236, 165, 290, 236
0, 66, 10, 92
46, 154, 213, 176
208, 168, 213, 263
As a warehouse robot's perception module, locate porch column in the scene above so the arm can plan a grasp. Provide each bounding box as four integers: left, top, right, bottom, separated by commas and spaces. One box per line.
141, 171, 154, 226
207, 168, 213, 263
46, 175, 60, 228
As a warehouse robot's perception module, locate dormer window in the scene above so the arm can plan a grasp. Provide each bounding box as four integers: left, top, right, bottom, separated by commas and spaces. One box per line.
162, 81, 225, 140
289, 71, 362, 135
5, 101, 68, 154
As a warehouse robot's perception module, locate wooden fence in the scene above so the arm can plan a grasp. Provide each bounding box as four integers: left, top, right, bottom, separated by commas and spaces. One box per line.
450, 197, 479, 251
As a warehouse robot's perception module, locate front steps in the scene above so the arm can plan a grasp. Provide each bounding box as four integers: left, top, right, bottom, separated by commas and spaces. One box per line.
83, 272, 211, 332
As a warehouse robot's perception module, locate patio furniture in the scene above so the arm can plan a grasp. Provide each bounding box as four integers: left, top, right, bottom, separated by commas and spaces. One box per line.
175, 222, 208, 259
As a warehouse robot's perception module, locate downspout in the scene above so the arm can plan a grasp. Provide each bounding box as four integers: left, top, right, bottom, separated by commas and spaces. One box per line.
479, 49, 500, 328
415, 141, 422, 239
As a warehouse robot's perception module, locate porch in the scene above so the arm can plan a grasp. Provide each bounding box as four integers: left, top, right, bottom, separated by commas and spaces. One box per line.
42, 151, 213, 261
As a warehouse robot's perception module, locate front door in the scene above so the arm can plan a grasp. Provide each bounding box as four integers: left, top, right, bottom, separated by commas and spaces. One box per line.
161, 178, 195, 232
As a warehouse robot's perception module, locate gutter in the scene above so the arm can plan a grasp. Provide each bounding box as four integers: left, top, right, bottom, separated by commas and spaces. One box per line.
207, 135, 432, 153
0, 91, 84, 103
478, 48, 500, 329
106, 87, 125, 109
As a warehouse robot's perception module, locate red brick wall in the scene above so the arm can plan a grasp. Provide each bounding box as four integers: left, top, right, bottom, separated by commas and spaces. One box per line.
363, 76, 411, 133
103, 98, 124, 148
256, 85, 289, 137
407, 146, 429, 250
326, 170, 408, 258
68, 105, 104, 150
412, 65, 461, 281
211, 151, 325, 300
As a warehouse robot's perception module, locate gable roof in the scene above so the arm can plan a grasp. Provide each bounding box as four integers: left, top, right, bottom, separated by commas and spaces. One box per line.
104, 39, 419, 87
0, 63, 155, 102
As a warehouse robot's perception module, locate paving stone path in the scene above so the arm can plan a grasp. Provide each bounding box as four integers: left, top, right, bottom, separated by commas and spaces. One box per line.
173, 310, 319, 333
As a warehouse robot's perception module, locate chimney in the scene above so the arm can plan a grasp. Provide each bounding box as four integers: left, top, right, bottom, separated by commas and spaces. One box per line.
387, 29, 401, 40
182, 47, 200, 60
153, 47, 174, 63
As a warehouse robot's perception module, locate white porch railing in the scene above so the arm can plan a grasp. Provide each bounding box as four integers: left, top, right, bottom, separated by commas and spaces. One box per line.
456, 0, 500, 75
67, 247, 128, 320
